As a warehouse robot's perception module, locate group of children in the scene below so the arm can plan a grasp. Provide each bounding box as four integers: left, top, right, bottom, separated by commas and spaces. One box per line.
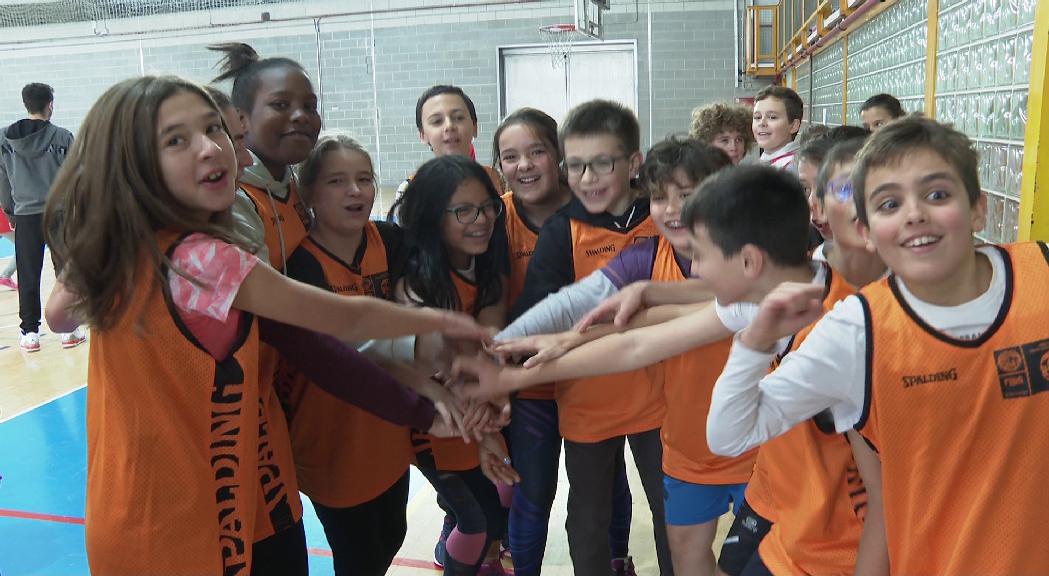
33, 35, 1042, 576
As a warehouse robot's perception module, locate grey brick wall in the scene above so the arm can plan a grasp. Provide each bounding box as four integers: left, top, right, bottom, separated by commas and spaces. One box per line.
0, 48, 142, 136
0, 1, 755, 187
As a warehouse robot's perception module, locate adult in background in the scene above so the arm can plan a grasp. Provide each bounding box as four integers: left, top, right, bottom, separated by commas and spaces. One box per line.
0, 83, 84, 352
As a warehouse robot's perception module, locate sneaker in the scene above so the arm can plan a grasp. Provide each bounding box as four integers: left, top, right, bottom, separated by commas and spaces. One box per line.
433, 514, 456, 568
0, 277, 16, 291
60, 327, 87, 349
612, 556, 637, 576
19, 331, 40, 353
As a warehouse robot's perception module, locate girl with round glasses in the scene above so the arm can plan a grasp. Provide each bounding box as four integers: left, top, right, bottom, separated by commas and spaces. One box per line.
391, 154, 513, 575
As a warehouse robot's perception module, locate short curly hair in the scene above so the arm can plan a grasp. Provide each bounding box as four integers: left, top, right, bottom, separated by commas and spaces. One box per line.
690, 102, 755, 155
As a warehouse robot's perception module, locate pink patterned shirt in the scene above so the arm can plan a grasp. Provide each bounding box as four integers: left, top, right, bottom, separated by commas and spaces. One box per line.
168, 233, 260, 359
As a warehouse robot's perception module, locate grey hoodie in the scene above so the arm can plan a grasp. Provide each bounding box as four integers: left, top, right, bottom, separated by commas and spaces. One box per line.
0, 119, 74, 216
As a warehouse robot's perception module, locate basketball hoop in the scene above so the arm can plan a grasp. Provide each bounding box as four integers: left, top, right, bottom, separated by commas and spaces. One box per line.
539, 24, 577, 68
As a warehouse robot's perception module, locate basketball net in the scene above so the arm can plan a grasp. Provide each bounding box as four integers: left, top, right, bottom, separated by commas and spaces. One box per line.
539, 24, 577, 68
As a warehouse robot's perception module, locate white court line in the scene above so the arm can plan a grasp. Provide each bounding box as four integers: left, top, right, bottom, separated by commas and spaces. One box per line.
0, 382, 86, 424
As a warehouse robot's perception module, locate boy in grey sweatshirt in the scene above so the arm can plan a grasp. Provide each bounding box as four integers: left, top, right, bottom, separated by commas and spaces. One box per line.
0, 83, 81, 352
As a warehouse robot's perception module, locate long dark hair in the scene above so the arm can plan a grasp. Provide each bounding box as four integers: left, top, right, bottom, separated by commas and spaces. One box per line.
391, 156, 503, 315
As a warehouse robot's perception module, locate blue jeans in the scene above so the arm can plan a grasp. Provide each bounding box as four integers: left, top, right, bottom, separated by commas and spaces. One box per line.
506, 397, 632, 576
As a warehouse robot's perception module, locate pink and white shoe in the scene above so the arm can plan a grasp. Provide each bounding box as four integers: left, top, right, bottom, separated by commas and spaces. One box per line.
19, 331, 40, 353
0, 277, 16, 291
60, 327, 87, 349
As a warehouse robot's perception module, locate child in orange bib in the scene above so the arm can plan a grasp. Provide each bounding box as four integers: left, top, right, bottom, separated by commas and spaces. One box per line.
490, 137, 738, 576
709, 116, 1049, 575
284, 135, 477, 574
392, 154, 514, 576
491, 108, 583, 574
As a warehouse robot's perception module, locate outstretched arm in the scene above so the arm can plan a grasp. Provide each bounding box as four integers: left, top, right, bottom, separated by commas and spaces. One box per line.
706, 290, 866, 457
493, 300, 710, 368
458, 303, 731, 399
575, 279, 714, 331
235, 262, 492, 343
258, 318, 438, 431
498, 270, 618, 340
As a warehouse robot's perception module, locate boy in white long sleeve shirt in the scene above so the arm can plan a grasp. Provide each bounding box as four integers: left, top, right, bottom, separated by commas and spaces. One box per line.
709, 117, 1049, 576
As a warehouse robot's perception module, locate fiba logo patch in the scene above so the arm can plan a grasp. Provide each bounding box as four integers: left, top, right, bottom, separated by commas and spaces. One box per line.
996, 349, 1023, 374
995, 338, 1049, 398
363, 271, 391, 299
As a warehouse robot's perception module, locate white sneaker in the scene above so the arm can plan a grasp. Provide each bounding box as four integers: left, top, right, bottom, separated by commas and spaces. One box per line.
19, 331, 40, 353
60, 327, 87, 349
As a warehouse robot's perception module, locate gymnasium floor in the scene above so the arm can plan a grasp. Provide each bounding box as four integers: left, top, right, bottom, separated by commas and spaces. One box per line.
0, 239, 716, 575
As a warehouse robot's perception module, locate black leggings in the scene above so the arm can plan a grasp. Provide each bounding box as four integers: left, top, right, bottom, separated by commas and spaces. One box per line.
740, 550, 775, 576
250, 520, 308, 576
313, 472, 410, 576
418, 465, 507, 575
717, 497, 773, 576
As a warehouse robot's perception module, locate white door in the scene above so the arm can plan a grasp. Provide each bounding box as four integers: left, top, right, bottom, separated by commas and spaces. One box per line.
500, 42, 638, 125
501, 49, 569, 124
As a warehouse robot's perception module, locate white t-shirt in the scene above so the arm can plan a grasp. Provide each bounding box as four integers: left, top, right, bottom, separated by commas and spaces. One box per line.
714, 261, 827, 356
811, 242, 827, 263
760, 140, 800, 175
707, 246, 1005, 456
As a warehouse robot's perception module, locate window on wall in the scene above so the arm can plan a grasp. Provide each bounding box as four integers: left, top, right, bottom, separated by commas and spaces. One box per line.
784, 0, 792, 48
804, 0, 817, 22
780, 2, 786, 52
498, 42, 638, 125
794, 0, 802, 44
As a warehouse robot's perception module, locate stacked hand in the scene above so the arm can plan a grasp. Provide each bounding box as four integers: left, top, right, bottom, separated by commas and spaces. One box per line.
451, 352, 510, 402
740, 282, 825, 353
574, 281, 649, 331
478, 434, 520, 486
418, 329, 494, 376
488, 330, 585, 368
456, 393, 510, 442
424, 379, 469, 439
437, 311, 497, 344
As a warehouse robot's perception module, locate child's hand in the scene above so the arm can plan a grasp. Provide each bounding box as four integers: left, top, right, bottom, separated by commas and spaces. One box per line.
421, 380, 468, 439
464, 400, 488, 440
492, 331, 584, 368
492, 396, 511, 428
451, 352, 516, 402
427, 415, 460, 439
460, 398, 502, 442
478, 435, 520, 486
574, 281, 650, 331
438, 311, 497, 343
740, 282, 825, 353
419, 332, 486, 375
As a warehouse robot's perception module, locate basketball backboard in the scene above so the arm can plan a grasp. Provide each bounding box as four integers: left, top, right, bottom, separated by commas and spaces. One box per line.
574, 0, 606, 39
